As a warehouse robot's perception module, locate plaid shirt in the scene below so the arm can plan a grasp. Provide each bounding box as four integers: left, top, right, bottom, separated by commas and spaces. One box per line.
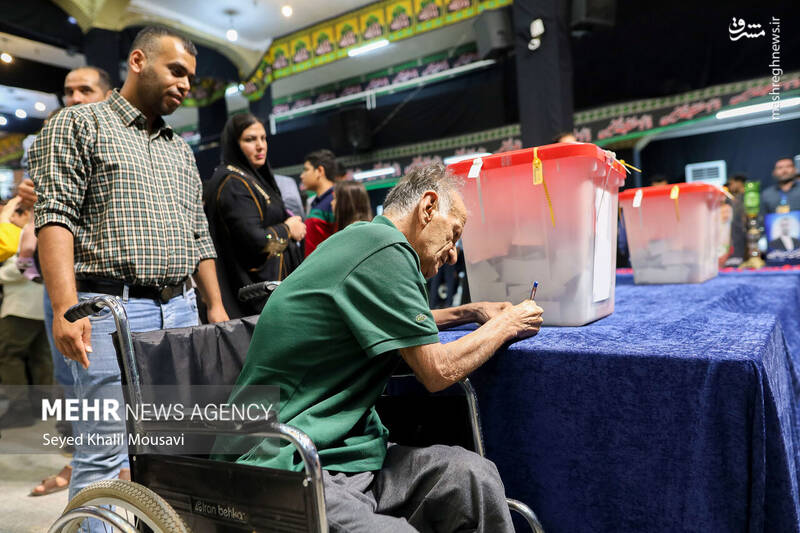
29, 90, 216, 287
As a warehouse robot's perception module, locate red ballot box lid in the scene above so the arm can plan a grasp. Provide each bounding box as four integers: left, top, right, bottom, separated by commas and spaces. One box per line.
447, 143, 627, 177
620, 182, 726, 201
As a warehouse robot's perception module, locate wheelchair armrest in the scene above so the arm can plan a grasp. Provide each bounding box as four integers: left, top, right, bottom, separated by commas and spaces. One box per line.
238, 281, 281, 303
65, 296, 118, 322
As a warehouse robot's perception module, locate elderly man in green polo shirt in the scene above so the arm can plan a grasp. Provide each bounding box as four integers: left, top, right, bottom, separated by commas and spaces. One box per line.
230, 162, 544, 532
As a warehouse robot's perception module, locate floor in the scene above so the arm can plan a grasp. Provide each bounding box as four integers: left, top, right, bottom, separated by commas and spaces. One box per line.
0, 419, 71, 532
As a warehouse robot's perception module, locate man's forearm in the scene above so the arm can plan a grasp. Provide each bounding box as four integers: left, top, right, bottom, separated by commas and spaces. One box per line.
38, 224, 77, 314
431, 304, 479, 329
194, 259, 224, 309
401, 316, 513, 393
432, 318, 512, 389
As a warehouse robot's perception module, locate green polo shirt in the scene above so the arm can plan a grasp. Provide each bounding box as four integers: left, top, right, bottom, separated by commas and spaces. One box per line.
229, 215, 439, 472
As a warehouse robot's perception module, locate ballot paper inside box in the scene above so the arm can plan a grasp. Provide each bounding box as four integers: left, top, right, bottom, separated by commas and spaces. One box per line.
448, 144, 627, 326
620, 183, 726, 285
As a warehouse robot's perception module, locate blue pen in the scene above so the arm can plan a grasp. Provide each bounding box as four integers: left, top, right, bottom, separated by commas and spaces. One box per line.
530, 281, 539, 300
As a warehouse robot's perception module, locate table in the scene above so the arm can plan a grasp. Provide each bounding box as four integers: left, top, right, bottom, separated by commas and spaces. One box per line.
439, 271, 800, 532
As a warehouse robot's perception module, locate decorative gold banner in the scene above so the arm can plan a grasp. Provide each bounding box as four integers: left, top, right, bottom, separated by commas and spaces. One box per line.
270, 40, 291, 79
335, 15, 361, 57
312, 24, 337, 66
443, 0, 477, 25
359, 5, 388, 42
387, 0, 414, 40
290, 32, 313, 72
230, 0, 513, 104
414, 0, 445, 34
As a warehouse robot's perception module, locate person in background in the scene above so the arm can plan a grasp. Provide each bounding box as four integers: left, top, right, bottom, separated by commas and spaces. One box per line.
761, 157, 800, 214
553, 131, 577, 143
0, 223, 52, 429
274, 173, 306, 219
650, 175, 669, 187
17, 65, 113, 497
334, 160, 349, 181
725, 174, 746, 197
204, 113, 305, 318
17, 66, 114, 208
723, 174, 748, 265
300, 149, 337, 256
30, 27, 228, 514
332, 180, 372, 231
0, 197, 28, 262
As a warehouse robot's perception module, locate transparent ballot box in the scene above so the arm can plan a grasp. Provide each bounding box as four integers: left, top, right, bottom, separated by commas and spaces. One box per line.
620, 183, 726, 284
448, 144, 627, 326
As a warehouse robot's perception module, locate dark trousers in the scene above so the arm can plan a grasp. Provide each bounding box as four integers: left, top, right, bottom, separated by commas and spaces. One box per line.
0, 315, 53, 414
324, 444, 514, 532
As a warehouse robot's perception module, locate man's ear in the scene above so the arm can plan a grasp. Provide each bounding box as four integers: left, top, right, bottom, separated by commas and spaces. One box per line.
128, 50, 146, 75
418, 191, 438, 226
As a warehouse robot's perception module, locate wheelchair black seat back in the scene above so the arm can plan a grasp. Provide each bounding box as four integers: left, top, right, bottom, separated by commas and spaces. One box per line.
123, 315, 258, 388
114, 316, 257, 457
115, 315, 327, 533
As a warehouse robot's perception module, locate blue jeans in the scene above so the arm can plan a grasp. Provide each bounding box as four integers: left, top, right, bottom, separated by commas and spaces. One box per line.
67, 289, 199, 508
45, 287, 76, 471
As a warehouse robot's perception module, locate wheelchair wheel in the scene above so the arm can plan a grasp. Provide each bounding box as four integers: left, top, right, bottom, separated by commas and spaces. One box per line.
60, 479, 188, 533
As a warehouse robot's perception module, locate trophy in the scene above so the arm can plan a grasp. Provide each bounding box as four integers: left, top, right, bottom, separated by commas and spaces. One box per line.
739, 181, 765, 269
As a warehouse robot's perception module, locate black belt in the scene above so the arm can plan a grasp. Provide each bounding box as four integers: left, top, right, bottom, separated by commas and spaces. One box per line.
76, 278, 189, 304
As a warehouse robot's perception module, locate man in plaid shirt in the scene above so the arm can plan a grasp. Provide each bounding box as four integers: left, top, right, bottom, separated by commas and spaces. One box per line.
29, 26, 229, 507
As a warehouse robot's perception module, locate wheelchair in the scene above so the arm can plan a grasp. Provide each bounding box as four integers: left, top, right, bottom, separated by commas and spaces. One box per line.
49, 281, 544, 533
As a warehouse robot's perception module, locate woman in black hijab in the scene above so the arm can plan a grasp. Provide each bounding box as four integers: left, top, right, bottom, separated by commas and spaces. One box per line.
204, 113, 305, 318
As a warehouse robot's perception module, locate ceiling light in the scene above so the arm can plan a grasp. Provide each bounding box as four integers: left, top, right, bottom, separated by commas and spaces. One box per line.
224, 9, 239, 42
15, 109, 27, 119
715, 97, 800, 120
34, 102, 46, 112
281, 5, 293, 17
68, 16, 77, 25
353, 167, 396, 180
0, 117, 7, 126
347, 39, 389, 57
443, 153, 493, 165
0, 53, 12, 64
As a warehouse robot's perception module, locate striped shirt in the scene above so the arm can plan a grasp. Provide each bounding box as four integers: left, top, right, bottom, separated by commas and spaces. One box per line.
29, 90, 216, 286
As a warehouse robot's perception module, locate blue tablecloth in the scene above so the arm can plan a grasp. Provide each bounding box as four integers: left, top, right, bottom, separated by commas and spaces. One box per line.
439, 271, 800, 533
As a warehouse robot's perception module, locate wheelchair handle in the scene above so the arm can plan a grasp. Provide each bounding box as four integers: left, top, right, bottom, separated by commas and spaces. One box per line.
64, 299, 107, 322
238, 281, 280, 303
